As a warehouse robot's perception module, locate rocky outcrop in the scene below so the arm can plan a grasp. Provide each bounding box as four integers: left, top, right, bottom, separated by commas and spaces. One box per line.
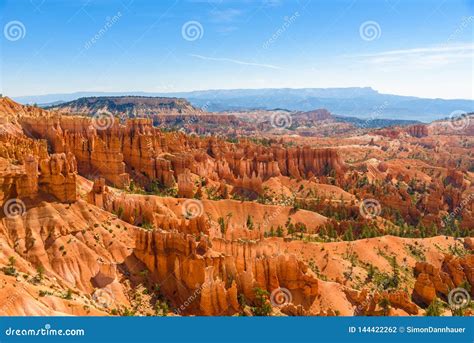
293, 109, 333, 122
406, 124, 429, 138
87, 178, 108, 208
0, 153, 77, 204
412, 254, 474, 306
347, 289, 418, 315
38, 153, 77, 203
1, 97, 472, 318
0, 115, 78, 204
0, 97, 51, 122
19, 115, 347, 196
445, 168, 464, 188
133, 228, 319, 315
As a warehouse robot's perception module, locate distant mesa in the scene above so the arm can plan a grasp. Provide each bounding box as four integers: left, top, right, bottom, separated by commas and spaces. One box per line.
294, 109, 333, 121
47, 96, 203, 117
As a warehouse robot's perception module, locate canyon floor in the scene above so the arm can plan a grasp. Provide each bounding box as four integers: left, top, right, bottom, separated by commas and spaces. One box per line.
0, 96, 472, 317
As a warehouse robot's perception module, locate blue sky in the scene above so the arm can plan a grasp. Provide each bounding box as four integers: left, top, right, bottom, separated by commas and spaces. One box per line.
1, 0, 473, 99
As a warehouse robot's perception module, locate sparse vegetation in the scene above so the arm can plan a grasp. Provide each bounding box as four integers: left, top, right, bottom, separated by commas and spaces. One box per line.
63, 289, 73, 300
251, 287, 272, 316
425, 298, 443, 316
3, 256, 17, 276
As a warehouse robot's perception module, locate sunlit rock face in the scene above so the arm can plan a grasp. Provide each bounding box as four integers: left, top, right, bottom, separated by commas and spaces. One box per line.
0, 97, 473, 317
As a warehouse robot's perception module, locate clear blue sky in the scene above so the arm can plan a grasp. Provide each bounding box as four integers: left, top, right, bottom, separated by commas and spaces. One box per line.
1, 0, 473, 99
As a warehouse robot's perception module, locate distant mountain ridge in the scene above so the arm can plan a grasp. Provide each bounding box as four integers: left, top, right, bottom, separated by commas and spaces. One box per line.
47, 96, 202, 117
13, 87, 474, 122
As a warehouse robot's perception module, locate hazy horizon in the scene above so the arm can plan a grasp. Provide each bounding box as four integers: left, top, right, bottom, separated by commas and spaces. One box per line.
7, 85, 474, 102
